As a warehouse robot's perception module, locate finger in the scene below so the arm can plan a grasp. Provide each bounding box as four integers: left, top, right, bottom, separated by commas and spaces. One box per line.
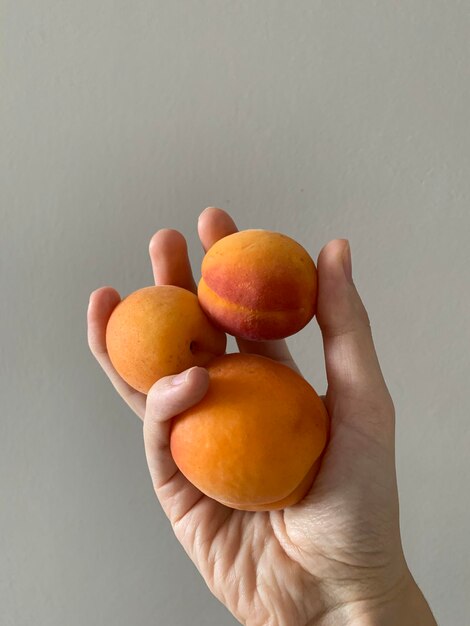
143, 366, 211, 522
235, 338, 301, 375
197, 206, 238, 250
149, 228, 197, 293
87, 287, 147, 419
316, 239, 394, 423
197, 207, 295, 367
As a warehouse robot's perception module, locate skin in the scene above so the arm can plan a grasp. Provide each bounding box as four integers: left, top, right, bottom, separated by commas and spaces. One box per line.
87, 207, 437, 626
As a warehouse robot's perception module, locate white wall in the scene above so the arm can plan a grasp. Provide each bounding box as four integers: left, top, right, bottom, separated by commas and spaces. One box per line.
1, 2, 469, 625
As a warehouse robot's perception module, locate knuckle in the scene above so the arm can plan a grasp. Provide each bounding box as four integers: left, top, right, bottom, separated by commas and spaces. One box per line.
146, 375, 173, 409
322, 320, 371, 340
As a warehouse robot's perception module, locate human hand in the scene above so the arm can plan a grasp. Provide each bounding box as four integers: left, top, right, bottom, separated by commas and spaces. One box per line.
87, 207, 436, 626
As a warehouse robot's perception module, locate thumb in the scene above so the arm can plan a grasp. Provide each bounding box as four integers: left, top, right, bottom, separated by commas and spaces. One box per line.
316, 239, 394, 424
143, 366, 210, 492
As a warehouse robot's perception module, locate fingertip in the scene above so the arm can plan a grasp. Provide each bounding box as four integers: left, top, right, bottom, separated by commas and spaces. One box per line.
146, 366, 210, 422
316, 239, 355, 307
170, 365, 208, 387
148, 228, 196, 292
89, 285, 119, 300
317, 239, 349, 273
188, 364, 210, 382
149, 228, 186, 255
198, 206, 221, 221
88, 287, 121, 317
185, 365, 210, 395
149, 229, 164, 253
183, 366, 211, 397
198, 207, 239, 251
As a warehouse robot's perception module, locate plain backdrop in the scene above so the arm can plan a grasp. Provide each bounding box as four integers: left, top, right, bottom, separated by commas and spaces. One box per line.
1, 2, 469, 625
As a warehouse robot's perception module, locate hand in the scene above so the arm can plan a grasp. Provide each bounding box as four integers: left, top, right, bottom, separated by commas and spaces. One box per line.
87, 207, 436, 626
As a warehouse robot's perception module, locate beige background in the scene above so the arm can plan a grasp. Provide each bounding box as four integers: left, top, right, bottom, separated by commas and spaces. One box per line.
1, 2, 469, 625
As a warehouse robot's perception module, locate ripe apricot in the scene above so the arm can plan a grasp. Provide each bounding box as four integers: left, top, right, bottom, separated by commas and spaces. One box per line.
105, 285, 226, 393
198, 229, 318, 341
170, 353, 329, 511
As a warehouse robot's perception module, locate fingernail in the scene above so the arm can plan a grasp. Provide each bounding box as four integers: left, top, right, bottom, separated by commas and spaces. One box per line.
342, 240, 353, 284
171, 367, 195, 386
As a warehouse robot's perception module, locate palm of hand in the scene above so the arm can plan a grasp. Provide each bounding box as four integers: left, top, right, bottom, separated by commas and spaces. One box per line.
88, 208, 407, 626
159, 382, 400, 626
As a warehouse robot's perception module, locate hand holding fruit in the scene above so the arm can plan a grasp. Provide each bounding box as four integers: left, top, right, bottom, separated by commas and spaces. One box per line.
87, 208, 436, 626
104, 226, 328, 511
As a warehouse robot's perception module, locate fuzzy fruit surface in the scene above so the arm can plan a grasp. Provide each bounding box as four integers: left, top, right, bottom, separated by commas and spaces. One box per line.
106, 285, 227, 393
170, 353, 329, 511
198, 229, 318, 341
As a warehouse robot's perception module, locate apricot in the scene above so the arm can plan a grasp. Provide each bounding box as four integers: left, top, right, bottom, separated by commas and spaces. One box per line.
198, 229, 318, 341
170, 353, 329, 511
105, 285, 226, 393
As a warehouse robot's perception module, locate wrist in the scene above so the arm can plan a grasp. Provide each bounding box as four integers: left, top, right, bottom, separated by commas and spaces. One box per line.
314, 569, 436, 626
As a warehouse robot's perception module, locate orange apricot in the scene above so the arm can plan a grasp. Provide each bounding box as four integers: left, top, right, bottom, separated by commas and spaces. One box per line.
170, 353, 329, 511
105, 285, 226, 393
198, 229, 318, 341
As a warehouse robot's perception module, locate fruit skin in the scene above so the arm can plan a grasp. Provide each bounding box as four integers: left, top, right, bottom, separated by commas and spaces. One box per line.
170, 353, 329, 511
105, 285, 227, 394
198, 229, 318, 341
